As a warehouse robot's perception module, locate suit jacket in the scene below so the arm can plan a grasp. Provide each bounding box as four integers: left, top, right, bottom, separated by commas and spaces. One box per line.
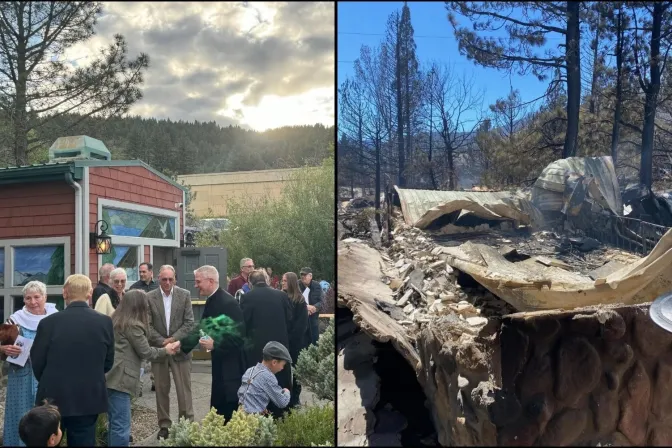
106, 322, 167, 396
180, 288, 246, 409
147, 286, 195, 362
31, 301, 114, 417
239, 284, 292, 389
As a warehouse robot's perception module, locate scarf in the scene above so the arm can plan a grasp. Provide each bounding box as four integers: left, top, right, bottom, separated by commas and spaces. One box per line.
9, 303, 58, 332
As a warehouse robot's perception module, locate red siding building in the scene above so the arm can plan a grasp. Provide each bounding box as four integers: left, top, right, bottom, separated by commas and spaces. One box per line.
0, 136, 187, 320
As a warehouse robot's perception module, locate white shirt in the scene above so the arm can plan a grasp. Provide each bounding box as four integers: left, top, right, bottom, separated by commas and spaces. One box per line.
162, 287, 173, 332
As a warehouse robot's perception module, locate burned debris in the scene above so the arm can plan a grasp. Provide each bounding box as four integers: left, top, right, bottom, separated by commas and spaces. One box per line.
338, 155, 672, 447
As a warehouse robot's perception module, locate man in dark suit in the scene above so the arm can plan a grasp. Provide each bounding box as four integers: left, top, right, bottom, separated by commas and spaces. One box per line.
180, 265, 246, 423
31, 274, 114, 447
299, 267, 323, 345
239, 269, 292, 418
91, 263, 115, 308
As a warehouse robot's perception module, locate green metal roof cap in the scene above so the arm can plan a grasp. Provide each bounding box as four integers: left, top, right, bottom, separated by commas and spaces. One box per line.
49, 135, 111, 161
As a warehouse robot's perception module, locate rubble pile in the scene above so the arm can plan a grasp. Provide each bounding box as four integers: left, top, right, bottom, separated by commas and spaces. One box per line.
379, 218, 516, 330
338, 199, 377, 240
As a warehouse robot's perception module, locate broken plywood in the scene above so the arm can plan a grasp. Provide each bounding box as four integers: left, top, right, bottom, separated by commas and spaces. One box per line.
338, 239, 420, 369
437, 228, 672, 311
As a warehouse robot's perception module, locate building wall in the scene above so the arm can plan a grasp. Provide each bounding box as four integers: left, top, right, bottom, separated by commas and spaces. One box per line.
178, 167, 303, 218
88, 166, 183, 282
0, 181, 76, 275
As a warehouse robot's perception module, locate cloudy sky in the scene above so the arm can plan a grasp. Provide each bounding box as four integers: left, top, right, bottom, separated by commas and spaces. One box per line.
64, 2, 334, 131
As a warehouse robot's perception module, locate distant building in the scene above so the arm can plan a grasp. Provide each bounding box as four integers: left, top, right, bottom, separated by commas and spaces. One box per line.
178, 167, 303, 218
0, 136, 187, 319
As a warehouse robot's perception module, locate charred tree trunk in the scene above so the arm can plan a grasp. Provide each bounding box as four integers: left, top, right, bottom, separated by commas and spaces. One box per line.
640, 2, 663, 189
610, 10, 624, 166
589, 25, 601, 114
563, 0, 581, 159
375, 135, 382, 228
395, 29, 406, 187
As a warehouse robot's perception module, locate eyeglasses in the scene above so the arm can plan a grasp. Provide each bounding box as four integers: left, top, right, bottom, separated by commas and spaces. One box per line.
243, 265, 254, 269
160, 277, 175, 282
113, 279, 126, 284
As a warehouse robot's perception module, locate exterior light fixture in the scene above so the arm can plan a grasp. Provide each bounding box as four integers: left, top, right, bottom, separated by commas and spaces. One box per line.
90, 220, 112, 254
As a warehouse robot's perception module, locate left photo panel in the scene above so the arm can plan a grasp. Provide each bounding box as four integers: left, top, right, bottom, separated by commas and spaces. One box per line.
0, 1, 336, 447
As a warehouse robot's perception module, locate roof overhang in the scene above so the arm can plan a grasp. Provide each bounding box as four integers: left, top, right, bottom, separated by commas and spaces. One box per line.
0, 162, 82, 185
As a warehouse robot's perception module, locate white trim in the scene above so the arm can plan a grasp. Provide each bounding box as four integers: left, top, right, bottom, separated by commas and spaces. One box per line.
149, 245, 154, 265
82, 167, 90, 277
98, 198, 180, 248
0, 237, 72, 315
182, 189, 186, 235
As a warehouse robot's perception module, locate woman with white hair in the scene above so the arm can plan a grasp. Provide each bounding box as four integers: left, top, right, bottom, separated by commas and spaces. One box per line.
95, 268, 127, 316
0, 280, 58, 446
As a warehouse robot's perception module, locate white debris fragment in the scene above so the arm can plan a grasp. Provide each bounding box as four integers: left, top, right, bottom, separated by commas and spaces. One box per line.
403, 303, 415, 314
466, 316, 488, 327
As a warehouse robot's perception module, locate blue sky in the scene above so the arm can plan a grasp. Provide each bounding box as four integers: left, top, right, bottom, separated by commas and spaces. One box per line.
337, 2, 561, 124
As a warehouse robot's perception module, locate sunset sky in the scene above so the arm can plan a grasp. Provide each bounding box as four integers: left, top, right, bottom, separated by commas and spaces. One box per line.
63, 2, 335, 131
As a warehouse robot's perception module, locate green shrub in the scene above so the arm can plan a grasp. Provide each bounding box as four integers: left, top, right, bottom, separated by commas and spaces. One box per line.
275, 404, 335, 447
95, 413, 108, 446
295, 318, 334, 401
161, 408, 277, 447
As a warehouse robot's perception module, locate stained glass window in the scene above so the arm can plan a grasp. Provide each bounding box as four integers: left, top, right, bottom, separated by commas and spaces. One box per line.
102, 245, 139, 283
103, 208, 176, 240
13, 245, 65, 286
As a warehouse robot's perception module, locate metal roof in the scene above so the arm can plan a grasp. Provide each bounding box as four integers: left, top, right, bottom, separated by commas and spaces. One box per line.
393, 186, 536, 229
0, 159, 187, 192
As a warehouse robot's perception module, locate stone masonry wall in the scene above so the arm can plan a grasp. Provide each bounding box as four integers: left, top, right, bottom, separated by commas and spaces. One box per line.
412, 303, 672, 446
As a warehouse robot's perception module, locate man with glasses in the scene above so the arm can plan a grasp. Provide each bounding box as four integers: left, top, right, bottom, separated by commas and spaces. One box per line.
146, 265, 195, 440
227, 258, 255, 297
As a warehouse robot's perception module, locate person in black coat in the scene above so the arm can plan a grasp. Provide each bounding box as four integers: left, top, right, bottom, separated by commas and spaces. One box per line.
31, 274, 114, 447
299, 267, 323, 345
239, 270, 293, 418
91, 263, 115, 309
281, 272, 311, 409
179, 265, 246, 423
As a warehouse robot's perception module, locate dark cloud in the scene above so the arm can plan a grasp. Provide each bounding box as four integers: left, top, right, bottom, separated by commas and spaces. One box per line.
79, 2, 334, 130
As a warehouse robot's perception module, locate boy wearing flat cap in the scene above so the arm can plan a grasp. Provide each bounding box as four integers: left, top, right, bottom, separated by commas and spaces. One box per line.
237, 341, 292, 415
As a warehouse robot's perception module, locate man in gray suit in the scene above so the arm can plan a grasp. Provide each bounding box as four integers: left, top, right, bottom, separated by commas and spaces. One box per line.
147, 265, 195, 440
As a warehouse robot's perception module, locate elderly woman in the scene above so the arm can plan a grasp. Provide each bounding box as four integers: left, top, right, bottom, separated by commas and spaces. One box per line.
95, 268, 126, 316
0, 281, 58, 447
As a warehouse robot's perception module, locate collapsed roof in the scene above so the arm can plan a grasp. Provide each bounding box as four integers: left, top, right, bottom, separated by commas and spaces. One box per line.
531, 156, 622, 217
393, 187, 541, 230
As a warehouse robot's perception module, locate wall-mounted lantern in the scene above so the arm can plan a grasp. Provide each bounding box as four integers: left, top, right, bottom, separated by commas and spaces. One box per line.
90, 220, 112, 254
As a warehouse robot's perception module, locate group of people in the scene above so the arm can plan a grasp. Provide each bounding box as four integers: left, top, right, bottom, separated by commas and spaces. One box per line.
1, 258, 325, 447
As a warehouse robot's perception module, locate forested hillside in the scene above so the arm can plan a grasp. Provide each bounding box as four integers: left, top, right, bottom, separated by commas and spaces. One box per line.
0, 113, 334, 176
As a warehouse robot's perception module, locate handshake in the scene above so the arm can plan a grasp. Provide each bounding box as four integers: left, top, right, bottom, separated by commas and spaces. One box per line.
162, 338, 181, 355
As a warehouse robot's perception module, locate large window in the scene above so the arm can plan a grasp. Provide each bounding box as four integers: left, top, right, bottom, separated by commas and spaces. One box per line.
103, 208, 176, 241
13, 246, 65, 286
0, 237, 71, 318
103, 245, 140, 284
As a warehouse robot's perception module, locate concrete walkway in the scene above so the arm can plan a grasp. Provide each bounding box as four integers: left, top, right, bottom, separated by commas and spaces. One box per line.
134, 360, 323, 446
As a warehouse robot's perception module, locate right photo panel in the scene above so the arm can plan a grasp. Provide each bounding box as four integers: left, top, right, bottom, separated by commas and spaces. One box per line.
337, 1, 672, 446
